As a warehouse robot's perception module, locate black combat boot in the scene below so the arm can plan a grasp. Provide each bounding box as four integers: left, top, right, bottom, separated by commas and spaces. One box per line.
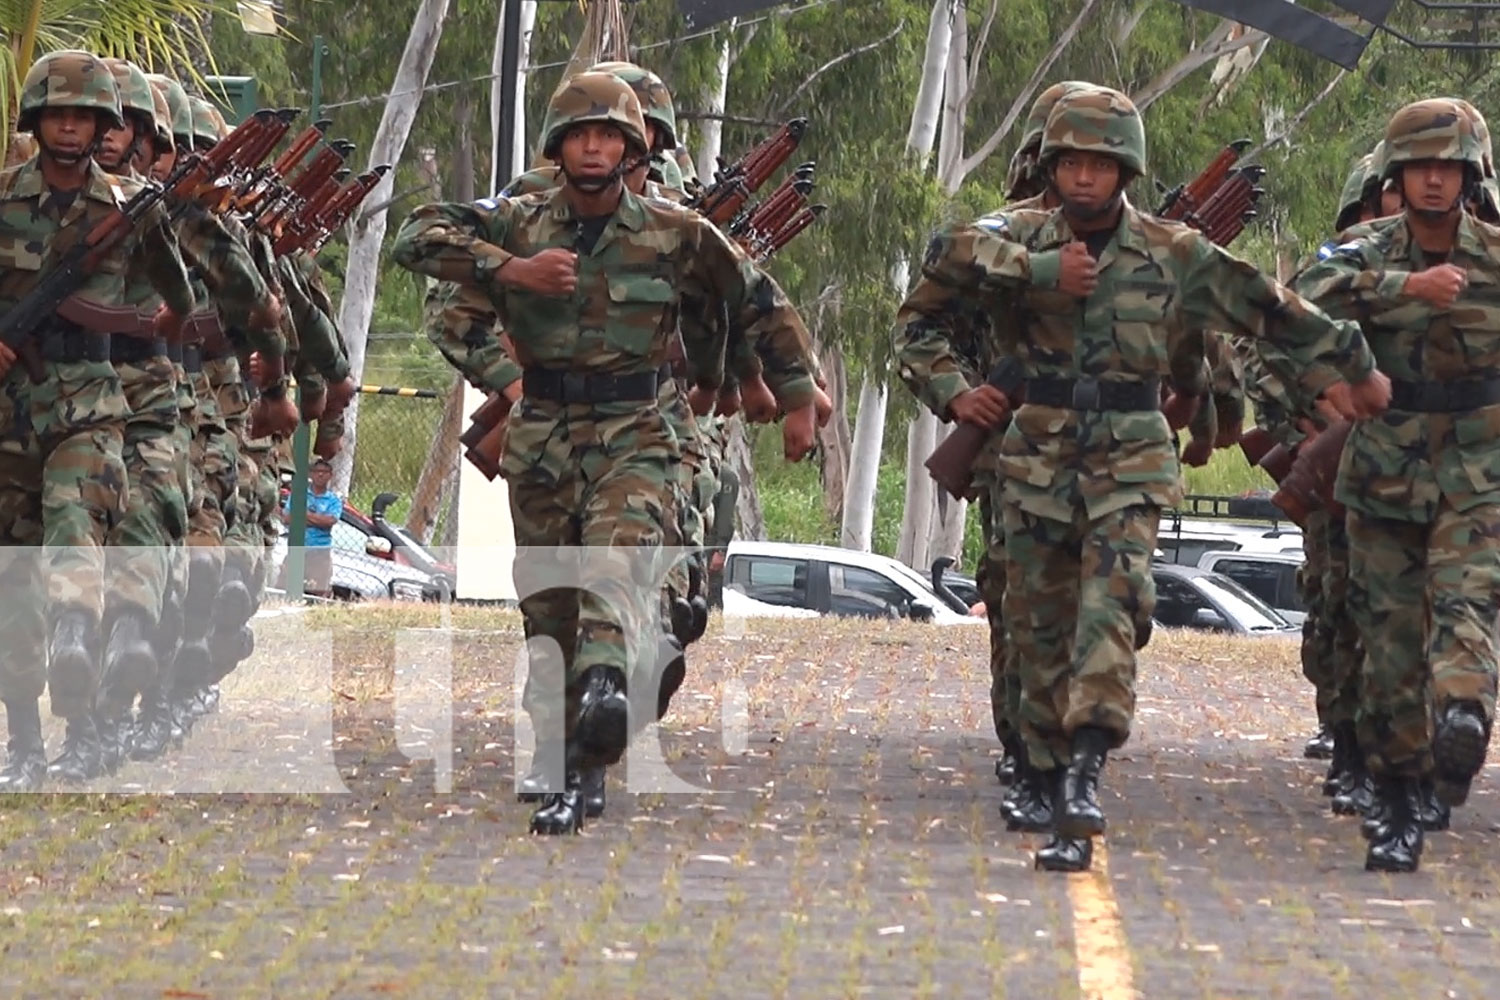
1004, 764, 1057, 834
580, 765, 607, 818
669, 596, 696, 647
529, 768, 585, 835
1416, 777, 1451, 832
654, 635, 687, 721
129, 686, 175, 762
1365, 776, 1424, 873
0, 699, 46, 792
214, 562, 253, 632
574, 665, 630, 768
1057, 726, 1112, 839
1304, 725, 1334, 760
1332, 761, 1374, 817
1432, 701, 1489, 807
48, 714, 103, 784
48, 609, 97, 712
1323, 722, 1358, 797
1035, 767, 1094, 873
995, 735, 1023, 786
99, 608, 157, 720
94, 713, 125, 776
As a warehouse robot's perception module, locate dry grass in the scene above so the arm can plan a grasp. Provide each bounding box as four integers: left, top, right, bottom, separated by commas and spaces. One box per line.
0, 605, 1495, 997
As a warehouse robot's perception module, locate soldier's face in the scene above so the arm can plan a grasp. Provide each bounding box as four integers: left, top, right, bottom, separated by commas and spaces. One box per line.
151, 147, 176, 183
1400, 159, 1464, 215
96, 118, 137, 171
1053, 151, 1122, 213
1379, 184, 1404, 217
37, 107, 97, 164
561, 122, 628, 182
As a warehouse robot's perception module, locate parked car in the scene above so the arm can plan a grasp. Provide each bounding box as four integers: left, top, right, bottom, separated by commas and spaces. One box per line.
930, 556, 981, 613
1197, 549, 1306, 626
724, 541, 984, 624
363, 492, 458, 596
1149, 563, 1300, 639
269, 506, 450, 603
1156, 494, 1303, 567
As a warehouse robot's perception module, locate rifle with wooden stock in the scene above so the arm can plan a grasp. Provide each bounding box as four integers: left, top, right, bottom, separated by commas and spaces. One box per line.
690, 118, 807, 228
923, 357, 1027, 500
0, 108, 288, 379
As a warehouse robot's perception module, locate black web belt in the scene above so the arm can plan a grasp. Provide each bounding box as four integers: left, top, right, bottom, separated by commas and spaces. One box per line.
522, 364, 672, 404
1024, 375, 1161, 412
1389, 376, 1500, 413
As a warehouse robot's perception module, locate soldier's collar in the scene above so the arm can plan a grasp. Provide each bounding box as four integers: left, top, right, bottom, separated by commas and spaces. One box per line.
544, 184, 646, 231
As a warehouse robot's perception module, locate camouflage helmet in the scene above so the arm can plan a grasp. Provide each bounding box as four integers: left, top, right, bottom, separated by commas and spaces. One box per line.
1451, 98, 1495, 179
146, 74, 194, 147
146, 81, 175, 152
1007, 82, 1097, 199
1380, 98, 1486, 182
542, 71, 650, 160
653, 150, 685, 190
673, 143, 698, 185
103, 59, 156, 131
188, 96, 220, 148
18, 49, 124, 133
1334, 152, 1374, 231
589, 60, 677, 151
1039, 86, 1147, 177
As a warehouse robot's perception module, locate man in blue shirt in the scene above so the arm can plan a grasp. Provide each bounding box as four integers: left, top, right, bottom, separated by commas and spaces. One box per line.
282, 459, 343, 597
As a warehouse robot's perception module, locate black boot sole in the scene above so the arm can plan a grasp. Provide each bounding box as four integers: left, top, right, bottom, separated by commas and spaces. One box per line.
1365, 845, 1421, 873
1433, 712, 1487, 807
529, 791, 584, 835
1036, 838, 1094, 872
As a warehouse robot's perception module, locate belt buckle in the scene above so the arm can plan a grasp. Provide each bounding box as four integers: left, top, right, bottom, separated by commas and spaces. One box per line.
1071, 377, 1101, 410
561, 372, 589, 402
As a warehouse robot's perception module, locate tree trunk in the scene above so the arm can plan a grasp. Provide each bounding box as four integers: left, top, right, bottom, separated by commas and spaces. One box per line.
896, 410, 938, 568
695, 24, 733, 182
906, 0, 954, 158
406, 376, 465, 543
840, 374, 886, 551
726, 417, 766, 541
816, 344, 851, 522
453, 88, 475, 203
331, 0, 453, 496
928, 422, 967, 563
489, 0, 537, 192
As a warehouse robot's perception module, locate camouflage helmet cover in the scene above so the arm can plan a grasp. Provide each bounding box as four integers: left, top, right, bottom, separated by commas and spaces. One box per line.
103, 58, 157, 127
1007, 81, 1098, 198
1333, 152, 1374, 230
542, 71, 650, 160
146, 74, 194, 145
18, 49, 125, 133
1380, 98, 1486, 180
188, 96, 220, 147
1451, 98, 1495, 179
146, 81, 175, 151
1039, 86, 1147, 177
588, 60, 677, 150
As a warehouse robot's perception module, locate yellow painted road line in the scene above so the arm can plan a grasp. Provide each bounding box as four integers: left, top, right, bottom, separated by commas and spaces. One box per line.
1066, 840, 1138, 1000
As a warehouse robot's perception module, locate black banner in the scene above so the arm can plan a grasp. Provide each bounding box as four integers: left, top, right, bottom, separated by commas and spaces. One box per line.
677, 0, 786, 29
1168, 0, 1376, 68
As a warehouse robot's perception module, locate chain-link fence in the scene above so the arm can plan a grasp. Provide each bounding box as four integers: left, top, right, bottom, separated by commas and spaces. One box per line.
275, 378, 465, 604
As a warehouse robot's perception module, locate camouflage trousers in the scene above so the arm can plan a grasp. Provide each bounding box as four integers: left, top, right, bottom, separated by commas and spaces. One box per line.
662, 391, 708, 604
0, 361, 129, 716
506, 402, 676, 745
976, 485, 1016, 747
187, 369, 237, 552
1348, 502, 1500, 778
1298, 508, 1334, 726
1321, 512, 1362, 729
1003, 501, 1159, 771
106, 357, 187, 624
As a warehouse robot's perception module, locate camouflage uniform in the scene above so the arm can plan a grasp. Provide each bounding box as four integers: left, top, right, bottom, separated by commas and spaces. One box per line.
392, 73, 817, 835
0, 51, 195, 789
1291, 99, 1500, 871
895, 86, 1374, 871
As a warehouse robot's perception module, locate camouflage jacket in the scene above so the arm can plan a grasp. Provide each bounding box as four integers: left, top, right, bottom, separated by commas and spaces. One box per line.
896, 201, 1374, 520
278, 250, 347, 382
169, 200, 281, 358
0, 156, 193, 320
391, 185, 818, 411
1292, 211, 1500, 521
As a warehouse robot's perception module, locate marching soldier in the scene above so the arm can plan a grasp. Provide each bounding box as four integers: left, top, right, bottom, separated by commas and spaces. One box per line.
1292, 99, 1500, 873
0, 50, 196, 789
894, 85, 1387, 871
393, 73, 820, 836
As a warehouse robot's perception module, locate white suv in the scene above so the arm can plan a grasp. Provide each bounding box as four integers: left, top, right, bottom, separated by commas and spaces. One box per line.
723, 540, 984, 625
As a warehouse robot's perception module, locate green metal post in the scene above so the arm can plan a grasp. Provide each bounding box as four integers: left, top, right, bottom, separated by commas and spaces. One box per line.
283, 34, 327, 602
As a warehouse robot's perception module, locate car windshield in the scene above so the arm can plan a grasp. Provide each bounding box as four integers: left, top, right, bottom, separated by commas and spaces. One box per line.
1193, 572, 1290, 631
883, 559, 939, 597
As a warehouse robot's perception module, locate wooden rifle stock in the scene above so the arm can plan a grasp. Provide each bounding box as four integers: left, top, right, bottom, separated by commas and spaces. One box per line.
464, 419, 509, 481
1271, 420, 1351, 526
923, 358, 1026, 499
272, 120, 332, 177
695, 118, 807, 225
757, 204, 825, 263
1158, 139, 1249, 220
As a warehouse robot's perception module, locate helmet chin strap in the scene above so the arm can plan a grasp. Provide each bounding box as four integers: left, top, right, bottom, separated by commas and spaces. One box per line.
560, 148, 651, 196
